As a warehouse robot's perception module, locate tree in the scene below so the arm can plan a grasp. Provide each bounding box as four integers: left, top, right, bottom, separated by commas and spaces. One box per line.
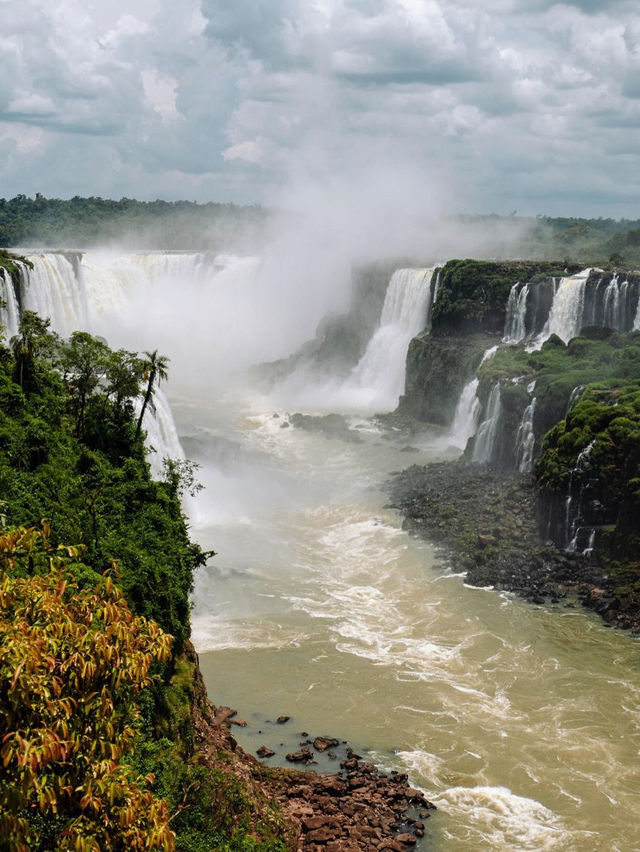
135, 351, 169, 442
60, 331, 111, 438
10, 311, 58, 391
0, 525, 175, 850
106, 349, 142, 413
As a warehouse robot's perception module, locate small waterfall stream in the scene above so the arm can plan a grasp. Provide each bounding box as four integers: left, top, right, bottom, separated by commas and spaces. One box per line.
515, 397, 537, 474
565, 440, 596, 550
504, 282, 530, 342
449, 345, 499, 454
472, 382, 502, 463
449, 378, 481, 449
0, 267, 21, 339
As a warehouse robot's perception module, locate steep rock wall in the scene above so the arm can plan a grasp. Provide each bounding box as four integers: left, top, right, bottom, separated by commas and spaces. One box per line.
397, 332, 495, 425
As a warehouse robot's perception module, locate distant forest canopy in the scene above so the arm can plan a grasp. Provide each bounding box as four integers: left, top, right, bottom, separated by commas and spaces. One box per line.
1, 194, 640, 263
0, 193, 269, 252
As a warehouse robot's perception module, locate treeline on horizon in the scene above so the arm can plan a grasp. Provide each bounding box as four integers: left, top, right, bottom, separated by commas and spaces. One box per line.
2, 194, 640, 263
0, 194, 269, 252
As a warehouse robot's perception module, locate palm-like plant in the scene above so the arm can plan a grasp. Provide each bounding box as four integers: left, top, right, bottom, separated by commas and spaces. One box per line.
135, 349, 170, 441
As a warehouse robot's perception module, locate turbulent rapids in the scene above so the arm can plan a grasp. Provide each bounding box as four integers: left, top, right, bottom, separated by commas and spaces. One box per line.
7, 251, 640, 851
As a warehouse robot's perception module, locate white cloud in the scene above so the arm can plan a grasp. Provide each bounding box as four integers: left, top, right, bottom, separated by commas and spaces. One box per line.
141, 69, 182, 123
0, 0, 638, 216
222, 138, 266, 163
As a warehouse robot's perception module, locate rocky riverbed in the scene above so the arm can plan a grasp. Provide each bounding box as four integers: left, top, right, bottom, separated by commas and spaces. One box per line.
387, 460, 640, 633
191, 664, 436, 851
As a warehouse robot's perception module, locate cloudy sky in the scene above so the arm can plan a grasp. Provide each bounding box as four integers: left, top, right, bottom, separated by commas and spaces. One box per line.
1, 0, 639, 216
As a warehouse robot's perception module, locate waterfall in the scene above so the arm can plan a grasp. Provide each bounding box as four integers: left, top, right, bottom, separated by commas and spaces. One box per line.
515, 397, 536, 473
0, 267, 21, 339
537, 270, 591, 345
20, 251, 216, 338
338, 267, 437, 411
565, 440, 595, 550
504, 282, 529, 342
522, 268, 640, 350
603, 274, 620, 330
21, 254, 89, 337
566, 385, 585, 415
449, 379, 481, 449
472, 383, 502, 464
448, 345, 499, 451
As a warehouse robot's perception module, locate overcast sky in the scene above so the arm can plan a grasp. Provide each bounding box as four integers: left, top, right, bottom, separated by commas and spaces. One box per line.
1, 0, 639, 217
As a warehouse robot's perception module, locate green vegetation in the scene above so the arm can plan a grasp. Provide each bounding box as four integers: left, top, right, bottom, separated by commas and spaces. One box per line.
0, 305, 291, 850
0, 195, 267, 251
0, 527, 176, 851
431, 260, 570, 335
0, 311, 203, 650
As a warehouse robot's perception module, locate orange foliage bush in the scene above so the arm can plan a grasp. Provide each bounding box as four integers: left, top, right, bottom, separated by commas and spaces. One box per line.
0, 526, 176, 850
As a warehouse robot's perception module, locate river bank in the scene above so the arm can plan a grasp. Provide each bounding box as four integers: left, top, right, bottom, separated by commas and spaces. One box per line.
185, 646, 435, 850
387, 460, 640, 633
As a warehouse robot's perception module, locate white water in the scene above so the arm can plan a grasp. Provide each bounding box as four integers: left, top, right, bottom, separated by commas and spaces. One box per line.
531, 269, 591, 348
472, 383, 502, 464
134, 389, 186, 479
449, 379, 481, 450
13, 251, 640, 851
0, 268, 20, 339
448, 345, 499, 452
566, 440, 596, 551
277, 267, 436, 413
504, 282, 529, 342
603, 274, 620, 330
515, 398, 536, 474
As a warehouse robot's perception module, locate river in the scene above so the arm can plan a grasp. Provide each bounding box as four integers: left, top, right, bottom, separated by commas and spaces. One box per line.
16, 250, 640, 851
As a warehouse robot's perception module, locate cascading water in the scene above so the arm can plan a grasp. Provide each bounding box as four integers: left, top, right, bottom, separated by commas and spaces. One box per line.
21, 254, 89, 337
0, 267, 21, 339
449, 345, 498, 453
134, 389, 186, 479
515, 397, 536, 474
537, 269, 591, 345
343, 267, 436, 410
449, 378, 481, 449
603, 273, 620, 330
281, 267, 437, 413
504, 282, 529, 342
566, 385, 585, 414
565, 440, 596, 551
472, 382, 502, 464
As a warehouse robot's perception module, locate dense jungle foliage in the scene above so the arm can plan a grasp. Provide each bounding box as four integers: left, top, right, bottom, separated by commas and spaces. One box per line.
0, 301, 288, 850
